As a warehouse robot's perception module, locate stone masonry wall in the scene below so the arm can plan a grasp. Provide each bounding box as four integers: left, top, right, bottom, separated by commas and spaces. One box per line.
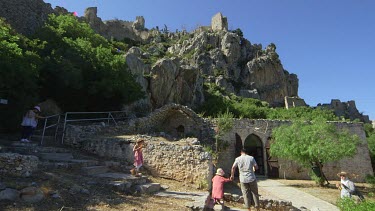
0, 153, 39, 177
284, 96, 307, 109
63, 104, 373, 183
219, 119, 373, 182
145, 140, 213, 188
64, 131, 213, 188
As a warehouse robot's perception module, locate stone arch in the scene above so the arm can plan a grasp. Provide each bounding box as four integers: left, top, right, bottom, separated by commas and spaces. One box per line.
136, 104, 204, 138
244, 134, 264, 175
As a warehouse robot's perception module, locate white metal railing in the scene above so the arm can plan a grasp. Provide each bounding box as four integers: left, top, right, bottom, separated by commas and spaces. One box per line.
61, 111, 129, 144
39, 114, 61, 145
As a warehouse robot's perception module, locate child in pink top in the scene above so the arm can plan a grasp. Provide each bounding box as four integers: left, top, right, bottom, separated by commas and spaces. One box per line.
131, 139, 145, 176
212, 168, 232, 210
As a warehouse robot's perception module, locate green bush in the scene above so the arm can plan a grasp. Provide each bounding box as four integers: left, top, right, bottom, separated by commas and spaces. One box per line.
337, 197, 375, 211
35, 14, 144, 111
0, 18, 41, 131
365, 175, 375, 188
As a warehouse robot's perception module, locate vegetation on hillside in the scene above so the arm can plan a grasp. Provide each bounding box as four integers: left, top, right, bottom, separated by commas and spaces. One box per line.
0, 12, 365, 135
0, 15, 144, 131
34, 14, 144, 111
197, 82, 339, 121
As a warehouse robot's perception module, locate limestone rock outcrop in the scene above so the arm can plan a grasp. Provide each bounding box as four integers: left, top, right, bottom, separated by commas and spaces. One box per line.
149, 58, 204, 108
0, 0, 54, 35
163, 29, 298, 108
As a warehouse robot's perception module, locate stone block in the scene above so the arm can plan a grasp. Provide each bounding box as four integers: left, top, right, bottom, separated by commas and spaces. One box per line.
20, 187, 44, 203
38, 153, 73, 161
0, 188, 20, 201
81, 166, 109, 175
135, 183, 161, 194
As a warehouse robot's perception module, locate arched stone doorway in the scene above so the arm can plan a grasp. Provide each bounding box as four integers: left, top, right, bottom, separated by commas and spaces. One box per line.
176, 125, 185, 138
244, 134, 264, 175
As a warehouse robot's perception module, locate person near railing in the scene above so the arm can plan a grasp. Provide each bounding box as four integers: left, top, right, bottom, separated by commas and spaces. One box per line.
20, 106, 44, 143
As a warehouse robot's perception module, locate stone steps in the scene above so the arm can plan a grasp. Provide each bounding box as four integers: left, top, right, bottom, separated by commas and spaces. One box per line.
81, 165, 109, 175
39, 159, 100, 170
38, 152, 74, 161
2, 139, 162, 197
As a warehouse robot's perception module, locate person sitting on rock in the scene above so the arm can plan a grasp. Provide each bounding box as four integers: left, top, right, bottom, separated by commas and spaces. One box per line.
336, 171, 364, 201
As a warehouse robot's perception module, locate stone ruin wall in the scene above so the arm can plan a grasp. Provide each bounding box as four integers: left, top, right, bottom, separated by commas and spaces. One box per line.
83, 7, 149, 41
318, 99, 370, 123
211, 12, 228, 31
145, 141, 212, 188
63, 104, 215, 187
284, 96, 307, 109
63, 104, 373, 184
0, 0, 148, 42
64, 129, 213, 188
219, 119, 373, 182
218, 119, 287, 178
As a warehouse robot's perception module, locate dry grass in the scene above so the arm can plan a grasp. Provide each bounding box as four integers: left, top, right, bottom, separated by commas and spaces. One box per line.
276, 179, 375, 205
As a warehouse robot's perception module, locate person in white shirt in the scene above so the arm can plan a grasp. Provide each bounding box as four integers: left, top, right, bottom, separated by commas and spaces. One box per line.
336, 171, 355, 198
230, 148, 259, 211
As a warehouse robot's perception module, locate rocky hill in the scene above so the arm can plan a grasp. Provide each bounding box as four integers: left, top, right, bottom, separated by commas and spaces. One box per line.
0, 0, 299, 111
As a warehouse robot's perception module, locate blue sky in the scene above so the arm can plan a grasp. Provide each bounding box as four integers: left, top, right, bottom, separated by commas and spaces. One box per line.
44, 0, 375, 120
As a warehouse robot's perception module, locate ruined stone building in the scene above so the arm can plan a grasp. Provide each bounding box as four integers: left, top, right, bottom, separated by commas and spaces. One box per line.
65, 104, 373, 185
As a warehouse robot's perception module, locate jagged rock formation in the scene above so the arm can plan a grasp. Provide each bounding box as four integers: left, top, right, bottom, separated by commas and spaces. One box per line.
128, 17, 299, 108
0, 0, 54, 35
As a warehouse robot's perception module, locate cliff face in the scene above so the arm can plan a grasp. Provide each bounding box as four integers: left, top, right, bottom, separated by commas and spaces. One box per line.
0, 0, 54, 35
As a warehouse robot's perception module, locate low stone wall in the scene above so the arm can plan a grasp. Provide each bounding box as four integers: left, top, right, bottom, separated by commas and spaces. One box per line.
0, 153, 39, 177
145, 140, 213, 188
64, 123, 108, 147
77, 137, 134, 162
65, 131, 214, 188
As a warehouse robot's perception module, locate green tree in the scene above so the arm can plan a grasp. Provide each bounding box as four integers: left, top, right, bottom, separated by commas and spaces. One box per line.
0, 18, 42, 131
35, 14, 144, 111
270, 117, 360, 186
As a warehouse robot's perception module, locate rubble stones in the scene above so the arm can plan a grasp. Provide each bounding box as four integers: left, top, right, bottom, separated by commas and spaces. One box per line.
20, 187, 44, 203
0, 188, 20, 201
0, 153, 39, 177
